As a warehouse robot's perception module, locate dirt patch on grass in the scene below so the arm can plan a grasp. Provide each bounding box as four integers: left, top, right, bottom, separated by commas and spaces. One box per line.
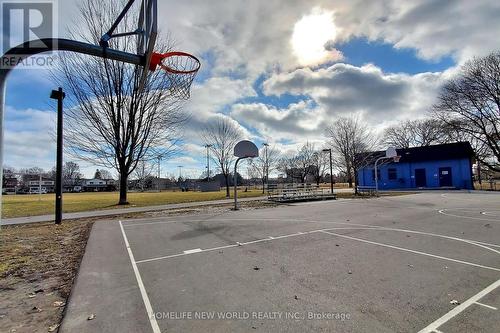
0, 200, 276, 332
0, 220, 93, 333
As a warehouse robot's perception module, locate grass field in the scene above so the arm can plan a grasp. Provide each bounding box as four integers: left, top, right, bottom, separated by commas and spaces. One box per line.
1, 189, 265, 219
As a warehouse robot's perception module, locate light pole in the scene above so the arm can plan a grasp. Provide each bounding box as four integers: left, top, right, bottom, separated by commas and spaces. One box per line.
322, 148, 333, 194
178, 165, 183, 179
204, 144, 212, 181
157, 156, 161, 191
50, 87, 65, 224
38, 173, 42, 201
262, 143, 269, 193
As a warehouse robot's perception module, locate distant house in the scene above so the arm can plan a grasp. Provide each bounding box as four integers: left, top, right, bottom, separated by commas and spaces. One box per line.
357, 142, 474, 190
2, 176, 19, 193
82, 178, 116, 192
27, 177, 55, 193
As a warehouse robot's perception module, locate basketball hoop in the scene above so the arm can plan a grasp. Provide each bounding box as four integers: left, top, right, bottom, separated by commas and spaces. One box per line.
149, 51, 201, 99
393, 155, 401, 163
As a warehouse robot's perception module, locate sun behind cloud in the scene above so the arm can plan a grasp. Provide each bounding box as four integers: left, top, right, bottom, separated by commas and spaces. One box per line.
291, 7, 342, 67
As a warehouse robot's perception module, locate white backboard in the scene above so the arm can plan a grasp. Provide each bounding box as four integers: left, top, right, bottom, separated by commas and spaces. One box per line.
386, 147, 398, 158
234, 140, 259, 158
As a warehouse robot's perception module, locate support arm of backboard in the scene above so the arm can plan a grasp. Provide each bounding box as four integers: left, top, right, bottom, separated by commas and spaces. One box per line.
100, 0, 138, 47
0, 38, 144, 226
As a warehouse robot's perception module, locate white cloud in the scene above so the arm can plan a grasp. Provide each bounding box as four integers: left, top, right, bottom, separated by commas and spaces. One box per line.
231, 101, 324, 141
4, 106, 56, 170
336, 0, 500, 63
7, 0, 500, 174
263, 63, 445, 123
179, 77, 256, 145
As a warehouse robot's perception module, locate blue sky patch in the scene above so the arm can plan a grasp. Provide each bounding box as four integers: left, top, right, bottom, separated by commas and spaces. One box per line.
337, 37, 455, 74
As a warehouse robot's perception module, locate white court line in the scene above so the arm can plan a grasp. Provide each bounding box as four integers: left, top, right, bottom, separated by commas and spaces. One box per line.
469, 240, 500, 249
136, 225, 500, 269
184, 248, 202, 254
319, 230, 500, 272
123, 219, 205, 227
118, 221, 161, 333
312, 224, 500, 254
126, 216, 500, 253
417, 278, 500, 333
438, 209, 500, 222
135, 230, 320, 264
136, 244, 239, 264
481, 211, 500, 217
475, 301, 497, 310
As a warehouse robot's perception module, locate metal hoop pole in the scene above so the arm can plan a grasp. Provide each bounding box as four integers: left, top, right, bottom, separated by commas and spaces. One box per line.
0, 76, 6, 227
0, 38, 144, 226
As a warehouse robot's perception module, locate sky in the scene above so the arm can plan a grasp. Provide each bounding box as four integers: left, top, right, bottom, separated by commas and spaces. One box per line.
3, 0, 500, 179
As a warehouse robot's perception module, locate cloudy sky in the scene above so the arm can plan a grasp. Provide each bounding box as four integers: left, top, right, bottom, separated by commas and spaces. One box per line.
3, 0, 500, 178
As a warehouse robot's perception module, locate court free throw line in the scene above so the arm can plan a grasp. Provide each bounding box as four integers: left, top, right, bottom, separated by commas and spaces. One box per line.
119, 221, 161, 333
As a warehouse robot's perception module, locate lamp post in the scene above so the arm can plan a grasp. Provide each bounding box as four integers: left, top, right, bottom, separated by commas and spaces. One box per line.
50, 87, 65, 225
204, 144, 212, 181
178, 165, 183, 179
322, 148, 333, 194
157, 156, 161, 191
262, 143, 269, 193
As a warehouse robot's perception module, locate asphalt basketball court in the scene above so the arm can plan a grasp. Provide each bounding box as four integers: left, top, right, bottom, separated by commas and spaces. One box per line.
61, 192, 500, 332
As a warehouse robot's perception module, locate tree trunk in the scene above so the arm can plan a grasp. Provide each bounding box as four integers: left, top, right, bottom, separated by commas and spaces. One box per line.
262, 179, 265, 194
225, 174, 230, 198
119, 173, 128, 205
347, 167, 353, 188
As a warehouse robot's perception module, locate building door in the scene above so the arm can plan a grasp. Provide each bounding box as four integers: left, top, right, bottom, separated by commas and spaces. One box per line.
439, 167, 453, 187
415, 169, 427, 187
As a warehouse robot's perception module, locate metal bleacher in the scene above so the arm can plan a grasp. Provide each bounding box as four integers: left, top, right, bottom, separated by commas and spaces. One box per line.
267, 184, 336, 203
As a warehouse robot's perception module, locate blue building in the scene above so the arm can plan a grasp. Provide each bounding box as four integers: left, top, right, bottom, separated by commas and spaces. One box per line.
357, 142, 474, 190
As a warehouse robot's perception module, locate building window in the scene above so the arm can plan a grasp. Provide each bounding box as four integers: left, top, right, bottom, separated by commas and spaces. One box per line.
371, 169, 381, 181
388, 168, 397, 180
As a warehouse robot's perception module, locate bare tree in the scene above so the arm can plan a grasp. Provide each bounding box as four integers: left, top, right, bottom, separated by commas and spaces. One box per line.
434, 52, 500, 171
99, 169, 113, 180
63, 161, 83, 185
310, 150, 329, 185
293, 142, 316, 183
384, 119, 446, 148
249, 144, 281, 193
201, 118, 242, 197
276, 156, 295, 183
325, 116, 378, 190
54, 0, 186, 204
133, 160, 154, 191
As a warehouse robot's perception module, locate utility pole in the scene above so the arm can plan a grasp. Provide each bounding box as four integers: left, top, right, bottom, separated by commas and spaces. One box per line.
204, 144, 212, 181
50, 87, 65, 224
38, 173, 42, 201
157, 156, 161, 192
322, 148, 333, 194
178, 165, 183, 179
263, 143, 269, 193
